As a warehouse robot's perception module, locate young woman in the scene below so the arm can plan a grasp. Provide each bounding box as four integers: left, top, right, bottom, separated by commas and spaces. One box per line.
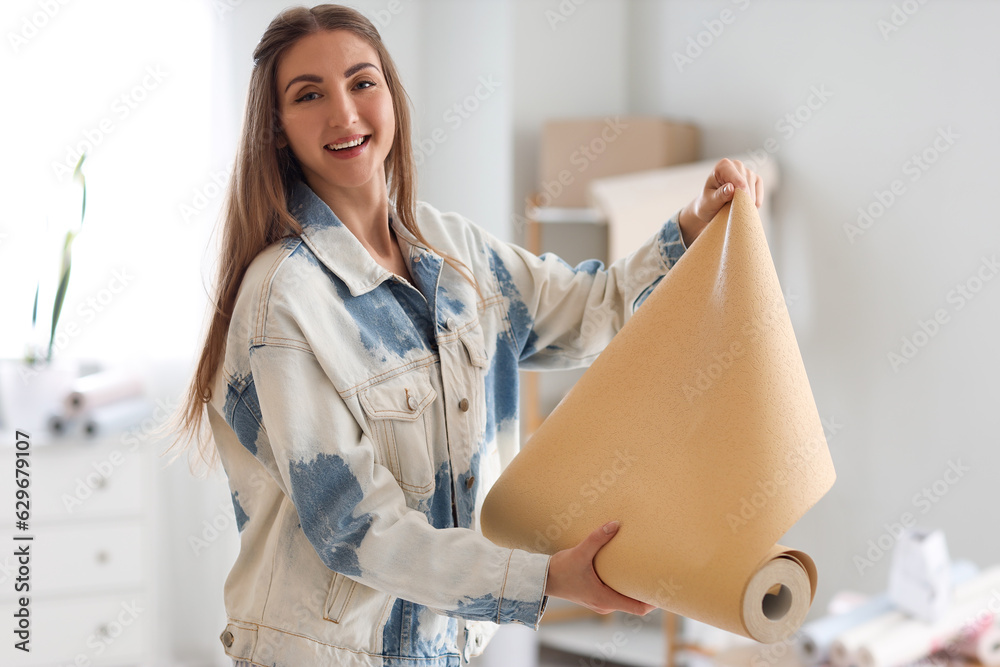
173, 4, 763, 666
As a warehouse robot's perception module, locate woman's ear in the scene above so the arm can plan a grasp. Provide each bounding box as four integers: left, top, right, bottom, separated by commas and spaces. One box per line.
276, 128, 288, 149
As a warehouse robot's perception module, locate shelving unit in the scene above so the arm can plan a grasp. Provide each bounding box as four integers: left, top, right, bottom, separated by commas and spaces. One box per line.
519, 197, 609, 439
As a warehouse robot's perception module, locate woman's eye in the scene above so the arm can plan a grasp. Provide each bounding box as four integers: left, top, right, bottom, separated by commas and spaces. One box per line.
295, 91, 320, 103
355, 80, 375, 90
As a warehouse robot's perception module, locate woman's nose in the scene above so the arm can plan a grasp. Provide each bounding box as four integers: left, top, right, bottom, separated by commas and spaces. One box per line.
327, 91, 359, 128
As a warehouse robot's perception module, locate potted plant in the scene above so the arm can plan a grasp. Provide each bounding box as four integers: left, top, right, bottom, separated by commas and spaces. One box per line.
26, 153, 88, 364
0, 154, 87, 439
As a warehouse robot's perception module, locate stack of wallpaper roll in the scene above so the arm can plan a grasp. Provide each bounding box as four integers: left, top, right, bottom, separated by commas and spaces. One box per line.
954, 621, 1000, 666
48, 369, 152, 438
797, 560, 979, 665
482, 189, 837, 642
798, 563, 1000, 667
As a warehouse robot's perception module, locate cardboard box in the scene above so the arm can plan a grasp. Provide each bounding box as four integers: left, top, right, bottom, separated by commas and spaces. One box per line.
538, 116, 699, 207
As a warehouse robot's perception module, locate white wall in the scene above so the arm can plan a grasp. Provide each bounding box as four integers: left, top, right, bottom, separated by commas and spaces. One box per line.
511, 0, 631, 237
412, 1, 514, 237
629, 0, 1000, 608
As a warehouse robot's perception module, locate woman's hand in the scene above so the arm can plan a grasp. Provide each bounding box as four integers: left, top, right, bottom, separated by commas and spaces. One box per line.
544, 520, 656, 616
678, 158, 764, 247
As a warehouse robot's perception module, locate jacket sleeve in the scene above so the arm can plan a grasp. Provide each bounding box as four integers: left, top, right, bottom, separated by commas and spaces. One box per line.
483, 211, 687, 370
241, 322, 551, 627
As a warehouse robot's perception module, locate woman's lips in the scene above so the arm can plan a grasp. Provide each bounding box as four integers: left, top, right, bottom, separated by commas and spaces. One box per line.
324, 135, 370, 159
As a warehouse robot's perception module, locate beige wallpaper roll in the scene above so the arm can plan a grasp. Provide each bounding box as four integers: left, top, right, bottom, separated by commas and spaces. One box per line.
482, 188, 836, 643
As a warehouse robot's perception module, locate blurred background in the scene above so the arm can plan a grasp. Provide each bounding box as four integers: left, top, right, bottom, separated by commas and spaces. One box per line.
0, 0, 997, 665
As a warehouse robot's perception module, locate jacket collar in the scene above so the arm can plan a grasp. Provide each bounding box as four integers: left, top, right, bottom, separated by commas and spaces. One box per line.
287, 179, 424, 297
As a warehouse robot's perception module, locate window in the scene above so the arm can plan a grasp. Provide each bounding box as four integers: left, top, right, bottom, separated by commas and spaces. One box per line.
1, 0, 220, 363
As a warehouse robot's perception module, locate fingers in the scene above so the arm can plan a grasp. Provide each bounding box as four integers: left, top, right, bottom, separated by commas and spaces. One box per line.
716, 182, 735, 203
580, 520, 620, 557
589, 582, 657, 616
580, 522, 655, 616
545, 521, 661, 617
711, 158, 764, 208
713, 158, 749, 193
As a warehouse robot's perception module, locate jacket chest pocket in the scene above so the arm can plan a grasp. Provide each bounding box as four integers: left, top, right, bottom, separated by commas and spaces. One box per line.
359, 370, 437, 500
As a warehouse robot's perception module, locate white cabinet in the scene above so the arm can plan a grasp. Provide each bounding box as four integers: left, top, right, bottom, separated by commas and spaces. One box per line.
0, 433, 157, 666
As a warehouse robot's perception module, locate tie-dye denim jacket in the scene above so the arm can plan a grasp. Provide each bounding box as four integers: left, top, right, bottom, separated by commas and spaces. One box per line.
206, 179, 687, 666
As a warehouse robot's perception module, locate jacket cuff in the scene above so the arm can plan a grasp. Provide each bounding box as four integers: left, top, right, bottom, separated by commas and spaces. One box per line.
497, 550, 551, 628
632, 213, 687, 313
657, 211, 687, 271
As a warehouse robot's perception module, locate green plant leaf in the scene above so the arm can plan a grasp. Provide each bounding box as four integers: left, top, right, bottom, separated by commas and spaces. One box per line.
42, 152, 87, 361
48, 238, 73, 361
73, 153, 87, 225
31, 282, 39, 329
48, 262, 71, 361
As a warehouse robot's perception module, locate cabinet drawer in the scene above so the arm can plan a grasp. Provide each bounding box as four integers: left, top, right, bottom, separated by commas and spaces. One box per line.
0, 591, 148, 666
30, 438, 144, 522
28, 520, 144, 595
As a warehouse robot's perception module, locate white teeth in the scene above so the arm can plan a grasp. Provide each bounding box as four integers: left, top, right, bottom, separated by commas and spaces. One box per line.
326, 137, 365, 150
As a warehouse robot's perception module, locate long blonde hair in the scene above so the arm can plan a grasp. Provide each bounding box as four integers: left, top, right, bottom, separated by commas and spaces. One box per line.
167, 4, 472, 474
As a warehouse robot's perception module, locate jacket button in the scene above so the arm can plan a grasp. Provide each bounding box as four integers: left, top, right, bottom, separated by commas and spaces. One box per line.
221, 630, 234, 647
459, 398, 469, 412
465, 476, 475, 490
406, 395, 418, 411
446, 317, 456, 330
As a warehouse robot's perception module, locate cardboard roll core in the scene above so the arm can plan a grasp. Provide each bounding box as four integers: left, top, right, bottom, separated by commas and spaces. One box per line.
743, 554, 814, 642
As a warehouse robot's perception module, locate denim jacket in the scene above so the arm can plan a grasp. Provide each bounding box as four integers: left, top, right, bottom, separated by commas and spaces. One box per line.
206, 179, 686, 666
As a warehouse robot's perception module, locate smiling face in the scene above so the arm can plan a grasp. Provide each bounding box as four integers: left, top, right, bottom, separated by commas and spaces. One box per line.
276, 29, 396, 202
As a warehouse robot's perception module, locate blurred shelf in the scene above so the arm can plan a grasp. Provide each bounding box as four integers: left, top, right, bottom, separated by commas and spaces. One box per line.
539, 612, 667, 667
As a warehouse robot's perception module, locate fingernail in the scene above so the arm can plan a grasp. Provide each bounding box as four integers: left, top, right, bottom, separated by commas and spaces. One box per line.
723, 183, 733, 195
603, 521, 620, 534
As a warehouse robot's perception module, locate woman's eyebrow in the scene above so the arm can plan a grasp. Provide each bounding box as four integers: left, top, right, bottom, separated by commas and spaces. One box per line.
283, 63, 379, 94
344, 62, 378, 78
284, 73, 322, 93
